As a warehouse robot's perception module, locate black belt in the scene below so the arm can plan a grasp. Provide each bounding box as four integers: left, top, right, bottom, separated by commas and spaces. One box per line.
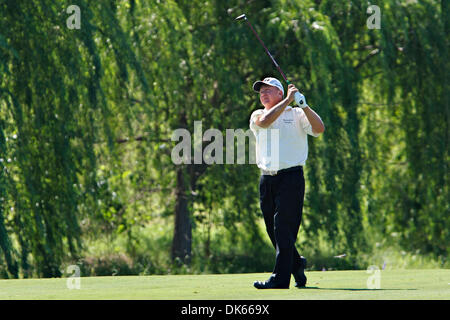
261, 165, 303, 176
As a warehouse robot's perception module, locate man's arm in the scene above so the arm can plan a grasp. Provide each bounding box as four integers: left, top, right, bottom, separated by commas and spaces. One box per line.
254, 84, 297, 128
303, 106, 325, 134
254, 97, 290, 128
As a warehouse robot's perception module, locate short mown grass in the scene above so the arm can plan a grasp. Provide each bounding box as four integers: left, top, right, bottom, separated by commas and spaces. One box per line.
1, 269, 448, 300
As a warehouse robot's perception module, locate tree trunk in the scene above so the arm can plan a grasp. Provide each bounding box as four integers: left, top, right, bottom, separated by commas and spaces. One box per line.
171, 166, 192, 265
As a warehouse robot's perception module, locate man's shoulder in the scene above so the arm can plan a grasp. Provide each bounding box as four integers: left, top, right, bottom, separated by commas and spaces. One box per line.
290, 106, 306, 117
250, 108, 265, 118
251, 108, 265, 114
290, 106, 303, 112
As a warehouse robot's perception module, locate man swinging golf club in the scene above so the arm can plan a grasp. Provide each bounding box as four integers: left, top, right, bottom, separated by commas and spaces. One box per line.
249, 77, 325, 289
235, 12, 325, 289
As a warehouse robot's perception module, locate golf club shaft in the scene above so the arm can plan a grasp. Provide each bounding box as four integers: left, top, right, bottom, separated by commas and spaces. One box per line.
237, 14, 305, 106
243, 19, 289, 84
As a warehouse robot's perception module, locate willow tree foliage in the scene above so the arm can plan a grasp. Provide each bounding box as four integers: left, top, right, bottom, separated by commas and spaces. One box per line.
0, 0, 150, 277
0, 0, 447, 278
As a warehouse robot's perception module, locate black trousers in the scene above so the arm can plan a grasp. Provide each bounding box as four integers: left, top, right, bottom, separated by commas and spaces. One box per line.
259, 166, 305, 286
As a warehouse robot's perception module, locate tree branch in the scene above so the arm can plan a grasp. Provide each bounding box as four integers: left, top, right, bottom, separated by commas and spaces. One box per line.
355, 48, 381, 70
115, 135, 171, 144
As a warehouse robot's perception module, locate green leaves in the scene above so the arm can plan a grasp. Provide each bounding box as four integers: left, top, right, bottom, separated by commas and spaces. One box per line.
0, 0, 447, 277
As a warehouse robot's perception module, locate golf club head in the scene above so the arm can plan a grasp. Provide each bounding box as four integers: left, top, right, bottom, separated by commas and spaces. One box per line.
235, 14, 247, 21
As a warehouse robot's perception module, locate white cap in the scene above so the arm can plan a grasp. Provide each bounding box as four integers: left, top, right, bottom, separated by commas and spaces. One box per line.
252, 77, 284, 96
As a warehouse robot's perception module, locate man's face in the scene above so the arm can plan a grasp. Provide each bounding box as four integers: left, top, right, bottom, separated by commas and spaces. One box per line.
259, 84, 283, 108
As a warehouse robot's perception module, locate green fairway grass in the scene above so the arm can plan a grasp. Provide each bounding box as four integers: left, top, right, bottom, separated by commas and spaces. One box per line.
0, 269, 449, 300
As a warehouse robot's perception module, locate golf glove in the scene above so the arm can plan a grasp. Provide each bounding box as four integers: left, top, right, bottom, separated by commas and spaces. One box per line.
294, 92, 307, 108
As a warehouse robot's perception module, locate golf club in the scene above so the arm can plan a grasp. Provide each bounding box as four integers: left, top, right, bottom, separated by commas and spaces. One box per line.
235, 14, 306, 107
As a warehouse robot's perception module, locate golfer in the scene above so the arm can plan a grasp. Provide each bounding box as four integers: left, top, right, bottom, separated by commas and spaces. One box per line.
249, 77, 325, 289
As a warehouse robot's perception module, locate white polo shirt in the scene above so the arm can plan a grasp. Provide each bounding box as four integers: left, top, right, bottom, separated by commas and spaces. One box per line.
249, 106, 320, 171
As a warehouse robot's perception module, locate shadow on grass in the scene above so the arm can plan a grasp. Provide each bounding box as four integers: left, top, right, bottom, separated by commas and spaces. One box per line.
299, 287, 417, 291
